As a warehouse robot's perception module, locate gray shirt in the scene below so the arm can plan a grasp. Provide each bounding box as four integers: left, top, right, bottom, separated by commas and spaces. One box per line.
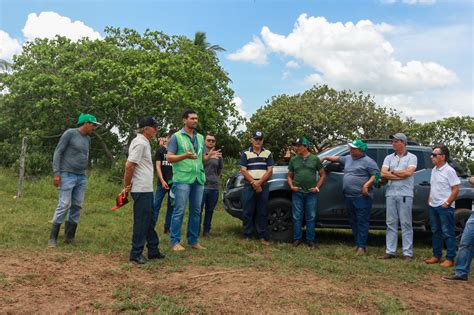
52, 128, 90, 176
383, 152, 417, 197
340, 154, 379, 198
128, 133, 154, 193
204, 150, 223, 190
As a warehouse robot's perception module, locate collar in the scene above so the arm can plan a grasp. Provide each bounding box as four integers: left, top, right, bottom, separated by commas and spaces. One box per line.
249, 146, 266, 153
137, 133, 149, 142
395, 150, 408, 157
180, 127, 197, 137
435, 163, 448, 171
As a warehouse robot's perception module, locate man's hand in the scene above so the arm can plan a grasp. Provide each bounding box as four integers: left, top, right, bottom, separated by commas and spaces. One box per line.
310, 186, 320, 193
362, 185, 369, 197
185, 149, 198, 160
161, 179, 169, 190
290, 185, 301, 192
207, 148, 222, 159
441, 201, 450, 209
122, 185, 132, 197
255, 185, 263, 193
53, 175, 61, 187
251, 179, 262, 190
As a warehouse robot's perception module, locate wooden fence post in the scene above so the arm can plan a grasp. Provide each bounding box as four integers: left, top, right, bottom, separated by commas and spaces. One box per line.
16, 136, 28, 198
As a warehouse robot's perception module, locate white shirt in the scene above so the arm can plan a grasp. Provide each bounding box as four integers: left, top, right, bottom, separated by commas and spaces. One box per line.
429, 163, 460, 208
128, 133, 154, 193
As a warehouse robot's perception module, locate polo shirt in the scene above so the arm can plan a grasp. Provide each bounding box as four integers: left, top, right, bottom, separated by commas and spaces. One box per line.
240, 146, 273, 180
288, 153, 323, 193
340, 154, 379, 198
167, 128, 206, 155
128, 133, 154, 193
429, 163, 460, 208
382, 151, 417, 197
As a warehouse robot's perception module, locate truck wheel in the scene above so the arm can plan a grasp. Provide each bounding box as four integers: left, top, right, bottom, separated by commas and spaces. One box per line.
455, 208, 473, 244
267, 198, 293, 242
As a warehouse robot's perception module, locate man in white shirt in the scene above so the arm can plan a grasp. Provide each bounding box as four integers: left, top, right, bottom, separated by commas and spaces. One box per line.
424, 145, 460, 268
122, 117, 165, 264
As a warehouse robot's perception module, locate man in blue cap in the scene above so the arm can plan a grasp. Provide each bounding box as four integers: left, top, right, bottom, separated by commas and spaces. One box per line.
240, 131, 274, 245
288, 137, 326, 247
321, 139, 379, 255
48, 113, 100, 247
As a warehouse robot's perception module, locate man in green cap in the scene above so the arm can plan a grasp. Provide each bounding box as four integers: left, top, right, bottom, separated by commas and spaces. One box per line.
321, 139, 379, 255
287, 137, 326, 247
47, 113, 100, 247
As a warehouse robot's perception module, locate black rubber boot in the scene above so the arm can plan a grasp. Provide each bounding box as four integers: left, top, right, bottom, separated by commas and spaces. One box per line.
64, 221, 78, 244
47, 223, 61, 247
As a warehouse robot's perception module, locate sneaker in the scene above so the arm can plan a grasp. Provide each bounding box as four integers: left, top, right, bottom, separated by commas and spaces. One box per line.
148, 252, 166, 260
260, 239, 270, 246
130, 255, 148, 264
307, 241, 316, 248
378, 253, 396, 260
171, 243, 185, 251
424, 257, 440, 264
403, 256, 413, 262
442, 275, 468, 282
356, 248, 366, 256
190, 243, 207, 250
351, 246, 358, 252
440, 260, 454, 268
292, 240, 301, 247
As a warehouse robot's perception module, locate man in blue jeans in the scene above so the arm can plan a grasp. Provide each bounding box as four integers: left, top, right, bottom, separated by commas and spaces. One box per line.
321, 139, 379, 255
424, 145, 460, 268
153, 131, 174, 234
287, 137, 326, 247
166, 109, 221, 251
122, 117, 165, 264
240, 131, 273, 245
48, 113, 101, 247
200, 133, 224, 237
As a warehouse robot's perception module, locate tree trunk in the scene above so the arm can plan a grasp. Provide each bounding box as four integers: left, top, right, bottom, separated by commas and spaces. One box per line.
92, 131, 114, 164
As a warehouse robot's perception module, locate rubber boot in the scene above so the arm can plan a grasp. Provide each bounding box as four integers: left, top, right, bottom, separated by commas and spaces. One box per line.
47, 223, 61, 247
64, 221, 77, 244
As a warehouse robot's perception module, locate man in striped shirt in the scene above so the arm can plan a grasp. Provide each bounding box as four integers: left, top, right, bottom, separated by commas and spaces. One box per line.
240, 131, 274, 245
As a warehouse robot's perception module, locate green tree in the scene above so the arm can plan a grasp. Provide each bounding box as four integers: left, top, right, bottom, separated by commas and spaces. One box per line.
193, 31, 225, 54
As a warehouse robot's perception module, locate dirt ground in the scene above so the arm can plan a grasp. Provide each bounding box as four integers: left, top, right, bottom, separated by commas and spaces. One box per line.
0, 251, 472, 314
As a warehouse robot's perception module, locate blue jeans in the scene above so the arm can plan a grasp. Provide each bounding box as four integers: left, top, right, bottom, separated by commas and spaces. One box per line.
170, 181, 204, 246
200, 189, 219, 234
345, 196, 372, 249
130, 192, 160, 259
153, 183, 173, 230
52, 172, 87, 224
455, 212, 474, 278
429, 206, 456, 260
385, 196, 414, 257
242, 184, 269, 240
292, 191, 317, 242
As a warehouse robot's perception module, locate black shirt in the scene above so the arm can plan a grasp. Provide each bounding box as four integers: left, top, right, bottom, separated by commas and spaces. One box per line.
154, 146, 173, 184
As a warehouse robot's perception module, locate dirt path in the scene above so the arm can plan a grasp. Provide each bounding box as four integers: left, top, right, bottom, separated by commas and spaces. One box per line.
0, 251, 471, 314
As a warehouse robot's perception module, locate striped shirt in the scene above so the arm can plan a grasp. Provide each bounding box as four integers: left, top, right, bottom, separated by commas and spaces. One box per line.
240, 147, 274, 179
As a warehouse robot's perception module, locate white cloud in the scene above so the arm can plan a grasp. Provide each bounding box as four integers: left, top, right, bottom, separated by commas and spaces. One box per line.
232, 96, 247, 118
227, 36, 267, 64
22, 11, 101, 42
232, 14, 458, 94
285, 60, 300, 69
0, 30, 22, 62
402, 0, 436, 5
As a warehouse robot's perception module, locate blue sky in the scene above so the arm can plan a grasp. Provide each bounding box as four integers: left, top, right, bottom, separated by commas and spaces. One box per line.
1, 0, 472, 123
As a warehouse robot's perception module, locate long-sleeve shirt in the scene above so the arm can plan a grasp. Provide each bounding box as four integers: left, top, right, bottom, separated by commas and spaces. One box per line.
52, 128, 91, 176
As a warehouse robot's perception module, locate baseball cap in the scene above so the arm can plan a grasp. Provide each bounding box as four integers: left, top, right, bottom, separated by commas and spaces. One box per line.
348, 139, 368, 152
111, 193, 129, 211
390, 133, 407, 144
294, 136, 311, 146
138, 116, 159, 128
77, 113, 101, 126
252, 131, 264, 139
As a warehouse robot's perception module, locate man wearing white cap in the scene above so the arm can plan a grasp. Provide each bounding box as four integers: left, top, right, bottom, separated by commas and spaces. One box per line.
378, 133, 417, 261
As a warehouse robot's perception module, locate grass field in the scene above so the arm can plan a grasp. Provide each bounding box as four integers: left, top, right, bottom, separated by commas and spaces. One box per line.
0, 168, 471, 314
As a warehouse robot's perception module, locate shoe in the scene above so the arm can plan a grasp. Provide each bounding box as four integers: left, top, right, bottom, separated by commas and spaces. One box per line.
424, 257, 440, 264
440, 260, 454, 268
148, 252, 165, 260
260, 239, 270, 246
190, 243, 207, 250
202, 232, 210, 237
292, 240, 301, 247
64, 221, 77, 244
442, 275, 468, 282
356, 248, 366, 256
307, 241, 316, 248
163, 227, 170, 234
352, 246, 358, 252
130, 255, 148, 264
171, 243, 185, 251
47, 223, 61, 248
378, 253, 395, 260
403, 256, 413, 262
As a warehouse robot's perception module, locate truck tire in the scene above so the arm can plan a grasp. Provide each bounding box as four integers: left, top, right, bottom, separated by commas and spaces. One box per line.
455, 208, 473, 244
267, 197, 293, 242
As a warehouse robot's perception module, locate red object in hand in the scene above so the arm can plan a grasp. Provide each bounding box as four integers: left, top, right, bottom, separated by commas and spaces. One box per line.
111, 193, 129, 211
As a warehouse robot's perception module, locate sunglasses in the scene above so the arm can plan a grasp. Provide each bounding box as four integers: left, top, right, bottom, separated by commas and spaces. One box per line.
430, 152, 444, 157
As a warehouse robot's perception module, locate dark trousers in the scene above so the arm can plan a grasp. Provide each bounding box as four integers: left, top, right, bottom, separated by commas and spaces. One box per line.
130, 192, 160, 259
345, 196, 372, 249
242, 184, 270, 240
200, 189, 219, 234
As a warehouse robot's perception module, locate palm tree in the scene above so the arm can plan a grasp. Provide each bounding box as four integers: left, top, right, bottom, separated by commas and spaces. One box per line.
193, 31, 225, 54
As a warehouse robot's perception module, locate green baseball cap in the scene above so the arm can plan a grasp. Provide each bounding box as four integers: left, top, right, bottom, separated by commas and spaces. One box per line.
348, 139, 367, 152
294, 136, 311, 147
77, 113, 101, 126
